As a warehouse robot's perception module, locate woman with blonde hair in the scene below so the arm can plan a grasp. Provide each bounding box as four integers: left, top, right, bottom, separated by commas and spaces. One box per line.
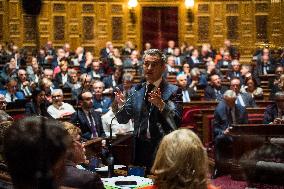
142, 129, 218, 189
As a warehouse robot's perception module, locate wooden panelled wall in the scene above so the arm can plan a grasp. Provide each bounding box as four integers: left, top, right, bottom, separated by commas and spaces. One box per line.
0, 0, 283, 58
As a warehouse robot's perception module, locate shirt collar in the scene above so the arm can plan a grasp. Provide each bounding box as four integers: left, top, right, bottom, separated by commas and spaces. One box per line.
147, 77, 162, 88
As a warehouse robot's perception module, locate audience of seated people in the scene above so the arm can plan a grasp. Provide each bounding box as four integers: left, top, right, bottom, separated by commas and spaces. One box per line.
0, 39, 284, 185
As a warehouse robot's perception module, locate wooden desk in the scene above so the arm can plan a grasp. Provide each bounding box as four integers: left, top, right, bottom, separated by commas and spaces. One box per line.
229, 124, 284, 180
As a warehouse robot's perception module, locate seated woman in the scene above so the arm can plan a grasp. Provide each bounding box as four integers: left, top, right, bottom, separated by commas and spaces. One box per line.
25, 88, 50, 117
142, 129, 218, 189
61, 122, 104, 189
240, 77, 263, 100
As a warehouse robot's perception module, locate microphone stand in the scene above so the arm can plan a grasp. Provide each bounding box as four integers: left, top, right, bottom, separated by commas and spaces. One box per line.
107, 83, 145, 178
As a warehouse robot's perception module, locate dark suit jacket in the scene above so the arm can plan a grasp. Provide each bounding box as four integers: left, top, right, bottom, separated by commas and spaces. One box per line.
227, 71, 242, 80
71, 109, 106, 139
25, 101, 50, 117
93, 96, 112, 114
253, 61, 275, 76
238, 92, 256, 107
163, 48, 174, 55
54, 72, 71, 88
204, 85, 228, 101
102, 75, 121, 89
263, 103, 278, 124
116, 79, 183, 142
187, 56, 202, 68
213, 100, 248, 138
100, 48, 110, 59
216, 60, 232, 69
87, 70, 104, 80
62, 161, 104, 189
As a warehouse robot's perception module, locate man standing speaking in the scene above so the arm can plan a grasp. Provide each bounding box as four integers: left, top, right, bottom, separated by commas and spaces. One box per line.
114, 49, 182, 170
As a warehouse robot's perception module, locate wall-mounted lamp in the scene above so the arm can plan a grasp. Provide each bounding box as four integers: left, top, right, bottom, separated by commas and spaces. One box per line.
128, 0, 138, 25
185, 0, 194, 23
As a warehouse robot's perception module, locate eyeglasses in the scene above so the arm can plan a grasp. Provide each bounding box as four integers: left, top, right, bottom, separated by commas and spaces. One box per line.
52, 95, 62, 98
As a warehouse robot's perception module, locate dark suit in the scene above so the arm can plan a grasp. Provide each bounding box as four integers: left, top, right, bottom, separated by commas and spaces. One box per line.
204, 85, 228, 101
181, 87, 198, 102
71, 109, 106, 140
93, 96, 112, 114
237, 93, 256, 107
227, 71, 241, 80
163, 48, 174, 56
102, 75, 121, 89
213, 100, 248, 168
25, 101, 50, 117
263, 103, 278, 124
87, 70, 104, 81
216, 60, 232, 69
54, 72, 71, 88
253, 61, 275, 76
62, 161, 104, 189
116, 80, 183, 170
100, 48, 110, 59
187, 56, 202, 68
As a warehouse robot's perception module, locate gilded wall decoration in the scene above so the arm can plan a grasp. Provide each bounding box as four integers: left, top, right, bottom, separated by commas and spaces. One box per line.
53, 16, 65, 40
226, 4, 238, 13
83, 16, 94, 40
53, 4, 65, 12
256, 15, 268, 40
226, 16, 238, 40
0, 14, 2, 40
83, 4, 94, 13
111, 4, 123, 14
112, 17, 123, 41
198, 16, 210, 42
23, 15, 36, 41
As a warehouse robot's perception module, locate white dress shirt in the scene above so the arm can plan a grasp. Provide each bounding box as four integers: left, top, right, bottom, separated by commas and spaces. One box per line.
47, 102, 75, 119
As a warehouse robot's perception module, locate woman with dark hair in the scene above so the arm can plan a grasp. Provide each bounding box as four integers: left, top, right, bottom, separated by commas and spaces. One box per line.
241, 76, 263, 99
25, 88, 49, 116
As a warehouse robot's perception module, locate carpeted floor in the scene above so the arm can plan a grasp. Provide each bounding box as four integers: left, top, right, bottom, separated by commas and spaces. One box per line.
211, 175, 284, 189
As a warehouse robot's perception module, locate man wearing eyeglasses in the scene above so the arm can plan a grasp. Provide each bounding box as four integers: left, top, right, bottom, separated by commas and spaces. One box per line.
0, 79, 24, 103
47, 89, 75, 119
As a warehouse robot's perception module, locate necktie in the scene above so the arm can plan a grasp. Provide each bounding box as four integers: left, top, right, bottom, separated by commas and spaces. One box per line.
88, 112, 97, 137
263, 65, 268, 75
145, 84, 155, 106
11, 95, 14, 102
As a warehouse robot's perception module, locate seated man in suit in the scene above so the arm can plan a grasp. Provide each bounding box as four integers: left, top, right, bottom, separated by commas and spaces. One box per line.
102, 67, 122, 94
253, 53, 275, 76
165, 55, 180, 75
216, 51, 231, 69
92, 80, 112, 114
230, 77, 256, 107
17, 69, 32, 97
263, 91, 284, 124
187, 48, 202, 68
71, 73, 92, 100
100, 41, 112, 59
87, 60, 104, 81
176, 74, 197, 102
47, 89, 75, 119
64, 69, 81, 90
204, 60, 222, 80
71, 91, 106, 140
173, 47, 185, 66
163, 40, 175, 55
26, 56, 41, 87
204, 74, 228, 101
227, 60, 242, 81
188, 67, 208, 91
0, 79, 25, 103
0, 57, 18, 88
212, 90, 248, 178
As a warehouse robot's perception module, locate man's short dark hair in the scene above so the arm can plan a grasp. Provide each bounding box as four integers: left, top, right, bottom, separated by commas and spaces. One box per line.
142, 49, 167, 64
3, 117, 71, 188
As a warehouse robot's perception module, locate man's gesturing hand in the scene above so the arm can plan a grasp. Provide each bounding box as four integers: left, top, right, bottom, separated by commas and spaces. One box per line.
148, 88, 165, 111
114, 87, 125, 107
